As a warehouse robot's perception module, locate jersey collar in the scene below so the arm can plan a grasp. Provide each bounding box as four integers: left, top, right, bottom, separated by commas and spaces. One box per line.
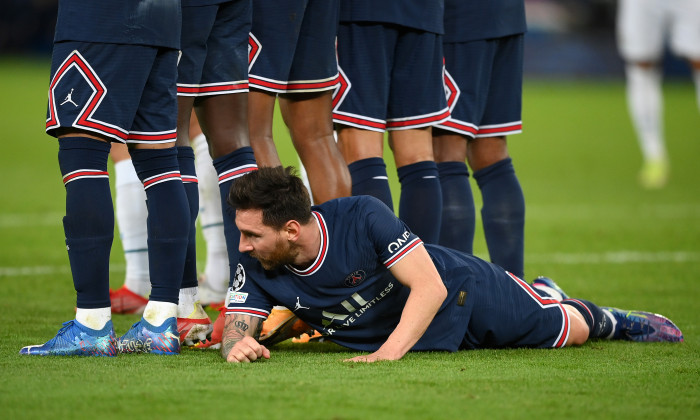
285, 211, 328, 276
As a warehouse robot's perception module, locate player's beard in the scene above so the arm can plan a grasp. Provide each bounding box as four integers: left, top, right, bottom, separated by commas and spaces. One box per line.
251, 236, 299, 271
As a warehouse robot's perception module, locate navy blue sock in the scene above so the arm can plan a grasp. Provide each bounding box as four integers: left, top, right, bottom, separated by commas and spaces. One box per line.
397, 161, 442, 244
473, 158, 525, 278
437, 161, 475, 254
212, 146, 258, 288
177, 146, 199, 290
562, 299, 614, 339
58, 137, 113, 309
130, 147, 190, 304
348, 157, 394, 211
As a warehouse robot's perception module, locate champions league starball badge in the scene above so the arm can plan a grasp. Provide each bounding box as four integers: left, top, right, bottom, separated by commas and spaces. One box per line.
232, 263, 246, 291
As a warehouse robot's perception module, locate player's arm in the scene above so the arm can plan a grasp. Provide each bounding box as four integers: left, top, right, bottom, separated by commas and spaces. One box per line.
221, 313, 270, 363
345, 244, 447, 363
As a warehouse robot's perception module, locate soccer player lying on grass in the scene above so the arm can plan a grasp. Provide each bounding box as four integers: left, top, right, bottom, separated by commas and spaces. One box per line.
220, 167, 683, 363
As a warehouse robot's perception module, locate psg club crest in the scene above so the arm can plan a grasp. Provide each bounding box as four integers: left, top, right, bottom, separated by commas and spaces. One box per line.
344, 270, 366, 287
232, 264, 246, 291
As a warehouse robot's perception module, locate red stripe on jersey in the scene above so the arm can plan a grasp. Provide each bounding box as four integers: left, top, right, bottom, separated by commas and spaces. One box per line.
143, 172, 181, 189
181, 175, 198, 184
197, 83, 249, 93
506, 271, 570, 348
46, 51, 132, 141
562, 299, 594, 321
477, 123, 522, 136
440, 120, 478, 136
227, 308, 269, 318
218, 165, 258, 183
507, 272, 561, 306
62, 170, 109, 185
383, 238, 423, 268
285, 212, 328, 276
386, 108, 451, 129
332, 113, 386, 130
554, 305, 570, 348
249, 76, 337, 92
127, 132, 177, 142
248, 33, 261, 67
332, 69, 350, 109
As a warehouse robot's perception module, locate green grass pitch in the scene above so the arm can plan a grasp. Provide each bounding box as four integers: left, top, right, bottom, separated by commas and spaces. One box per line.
0, 57, 699, 419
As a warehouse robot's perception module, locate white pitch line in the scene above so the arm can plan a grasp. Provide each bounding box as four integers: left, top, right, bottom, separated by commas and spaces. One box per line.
0, 264, 125, 277
1, 252, 699, 277
525, 251, 700, 264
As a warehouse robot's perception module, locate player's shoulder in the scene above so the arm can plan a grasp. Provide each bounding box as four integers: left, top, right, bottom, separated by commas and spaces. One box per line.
315, 195, 389, 217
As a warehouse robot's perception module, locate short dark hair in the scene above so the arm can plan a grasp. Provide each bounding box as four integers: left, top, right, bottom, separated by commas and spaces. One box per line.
228, 166, 312, 229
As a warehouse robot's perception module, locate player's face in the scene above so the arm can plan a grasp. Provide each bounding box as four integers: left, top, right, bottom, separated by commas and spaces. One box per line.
236, 209, 297, 270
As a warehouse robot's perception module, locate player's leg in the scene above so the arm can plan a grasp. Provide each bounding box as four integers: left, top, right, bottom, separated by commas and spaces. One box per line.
248, 89, 282, 167
191, 117, 228, 306
624, 61, 667, 189
117, 47, 191, 355
468, 137, 524, 278
110, 142, 150, 314
389, 128, 443, 244
617, 0, 668, 188
532, 276, 684, 343
280, 91, 352, 203
334, 22, 395, 210
336, 127, 392, 208
174, 94, 213, 345
21, 41, 167, 356
197, 92, 257, 286
460, 35, 525, 277
432, 130, 475, 254
386, 28, 448, 244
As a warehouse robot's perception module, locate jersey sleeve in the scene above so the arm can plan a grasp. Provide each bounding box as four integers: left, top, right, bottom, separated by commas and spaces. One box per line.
224, 259, 274, 320
358, 196, 423, 269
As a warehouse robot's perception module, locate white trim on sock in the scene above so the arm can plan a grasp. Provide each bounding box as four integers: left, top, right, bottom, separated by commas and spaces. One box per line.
143, 301, 177, 327
76, 307, 111, 331
601, 308, 617, 340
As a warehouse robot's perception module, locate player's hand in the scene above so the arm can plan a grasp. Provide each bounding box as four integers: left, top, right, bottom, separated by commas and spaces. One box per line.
343, 350, 402, 363
225, 336, 270, 363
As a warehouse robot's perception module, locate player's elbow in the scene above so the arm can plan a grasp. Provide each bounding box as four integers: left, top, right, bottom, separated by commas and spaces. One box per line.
431, 279, 448, 307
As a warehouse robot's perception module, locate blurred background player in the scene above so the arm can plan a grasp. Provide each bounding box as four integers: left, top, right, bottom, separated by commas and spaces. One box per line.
432, 0, 527, 278
333, 0, 449, 244
616, 0, 700, 189
21, 0, 189, 356
247, 0, 351, 205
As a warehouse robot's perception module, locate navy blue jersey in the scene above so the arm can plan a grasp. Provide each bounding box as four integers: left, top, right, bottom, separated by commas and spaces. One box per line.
339, 0, 443, 35
227, 196, 483, 352
444, 0, 526, 42
183, 0, 228, 5
54, 0, 181, 49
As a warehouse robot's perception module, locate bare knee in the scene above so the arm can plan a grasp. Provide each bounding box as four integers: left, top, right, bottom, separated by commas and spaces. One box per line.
466, 136, 509, 172
564, 305, 590, 346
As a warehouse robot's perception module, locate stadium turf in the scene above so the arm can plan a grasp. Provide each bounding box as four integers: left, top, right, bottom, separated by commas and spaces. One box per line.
1, 58, 698, 419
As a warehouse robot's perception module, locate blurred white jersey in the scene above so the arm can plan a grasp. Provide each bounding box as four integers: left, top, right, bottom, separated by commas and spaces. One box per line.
617, 0, 700, 62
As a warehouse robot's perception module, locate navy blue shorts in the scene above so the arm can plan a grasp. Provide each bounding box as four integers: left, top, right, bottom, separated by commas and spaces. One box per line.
333, 23, 449, 132
436, 34, 524, 138
461, 271, 570, 350
46, 42, 178, 144
178, 1, 251, 97
248, 0, 339, 93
